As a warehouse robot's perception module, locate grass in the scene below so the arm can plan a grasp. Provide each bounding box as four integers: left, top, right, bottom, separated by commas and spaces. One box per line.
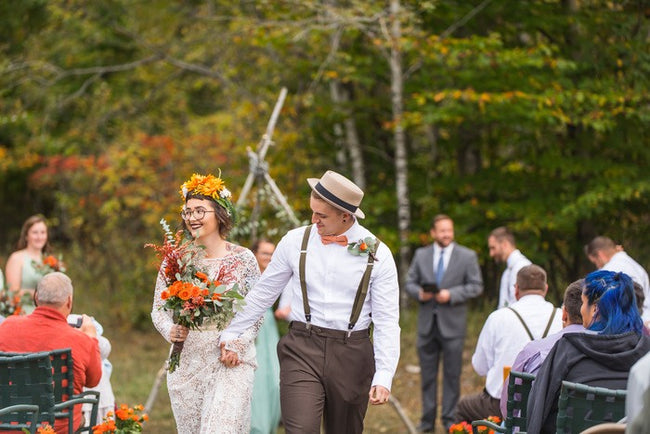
106, 303, 491, 433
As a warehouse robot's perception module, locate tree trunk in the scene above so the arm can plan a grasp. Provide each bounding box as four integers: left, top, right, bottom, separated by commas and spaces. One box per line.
330, 80, 365, 189
389, 0, 411, 310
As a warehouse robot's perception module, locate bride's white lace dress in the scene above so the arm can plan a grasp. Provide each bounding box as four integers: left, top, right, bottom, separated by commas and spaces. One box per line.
152, 246, 261, 434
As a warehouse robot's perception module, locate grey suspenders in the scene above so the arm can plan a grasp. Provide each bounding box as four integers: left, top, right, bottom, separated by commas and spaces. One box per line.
507, 306, 557, 340
299, 224, 378, 337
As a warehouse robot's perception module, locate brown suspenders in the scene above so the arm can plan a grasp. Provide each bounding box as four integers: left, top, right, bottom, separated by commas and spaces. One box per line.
507, 306, 557, 340
299, 224, 378, 337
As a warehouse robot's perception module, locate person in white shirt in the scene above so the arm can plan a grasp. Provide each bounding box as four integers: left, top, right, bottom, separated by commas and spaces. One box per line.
219, 170, 400, 434
627, 351, 650, 426
488, 226, 532, 309
455, 264, 562, 424
584, 236, 650, 323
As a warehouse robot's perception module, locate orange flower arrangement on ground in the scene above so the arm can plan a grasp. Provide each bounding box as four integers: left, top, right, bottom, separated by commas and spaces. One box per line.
146, 219, 244, 372
449, 416, 502, 434
37, 423, 56, 434
93, 404, 148, 434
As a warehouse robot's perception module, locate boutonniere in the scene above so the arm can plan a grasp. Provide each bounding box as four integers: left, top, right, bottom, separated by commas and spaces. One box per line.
347, 237, 379, 261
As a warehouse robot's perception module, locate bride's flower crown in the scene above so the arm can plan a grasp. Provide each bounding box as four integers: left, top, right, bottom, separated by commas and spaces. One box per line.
180, 172, 236, 218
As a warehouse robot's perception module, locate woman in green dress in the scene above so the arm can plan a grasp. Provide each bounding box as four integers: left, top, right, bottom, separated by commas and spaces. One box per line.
4, 215, 50, 314
250, 239, 282, 434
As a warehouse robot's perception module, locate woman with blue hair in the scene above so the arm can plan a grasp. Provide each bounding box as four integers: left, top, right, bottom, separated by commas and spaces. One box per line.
527, 270, 650, 433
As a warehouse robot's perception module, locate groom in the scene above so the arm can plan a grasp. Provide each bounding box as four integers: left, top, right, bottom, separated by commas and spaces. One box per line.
220, 170, 401, 434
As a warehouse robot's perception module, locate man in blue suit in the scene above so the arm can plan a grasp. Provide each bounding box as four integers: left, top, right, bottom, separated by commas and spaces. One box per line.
406, 214, 484, 432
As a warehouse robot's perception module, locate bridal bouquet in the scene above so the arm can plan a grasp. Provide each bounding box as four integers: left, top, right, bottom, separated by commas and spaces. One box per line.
32, 254, 66, 275
0, 289, 22, 317
147, 219, 245, 372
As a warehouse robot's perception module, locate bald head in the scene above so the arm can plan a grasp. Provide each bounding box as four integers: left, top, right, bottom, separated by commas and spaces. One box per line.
35, 272, 73, 306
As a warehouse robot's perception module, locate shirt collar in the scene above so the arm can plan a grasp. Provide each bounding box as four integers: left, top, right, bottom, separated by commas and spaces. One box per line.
434, 242, 455, 254
31, 305, 68, 322
341, 219, 362, 240
507, 249, 524, 268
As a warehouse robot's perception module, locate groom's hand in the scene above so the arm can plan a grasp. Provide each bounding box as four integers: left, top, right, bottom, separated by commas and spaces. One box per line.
369, 385, 390, 405
219, 342, 240, 368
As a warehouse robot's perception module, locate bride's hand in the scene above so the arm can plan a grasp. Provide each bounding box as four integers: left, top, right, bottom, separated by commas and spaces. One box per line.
219, 342, 240, 368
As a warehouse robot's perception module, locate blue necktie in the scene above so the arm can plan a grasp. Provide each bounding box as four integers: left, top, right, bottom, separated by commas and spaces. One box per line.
436, 249, 445, 286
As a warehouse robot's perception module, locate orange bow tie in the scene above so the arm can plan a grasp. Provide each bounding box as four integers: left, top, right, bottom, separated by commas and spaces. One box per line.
320, 235, 348, 246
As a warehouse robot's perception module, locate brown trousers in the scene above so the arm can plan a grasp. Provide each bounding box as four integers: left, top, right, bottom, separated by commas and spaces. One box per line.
278, 321, 375, 434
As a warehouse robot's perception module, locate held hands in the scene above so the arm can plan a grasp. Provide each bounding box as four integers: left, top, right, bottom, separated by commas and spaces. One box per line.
219, 342, 241, 368
418, 289, 434, 302
369, 385, 390, 405
434, 289, 451, 304
419, 288, 451, 303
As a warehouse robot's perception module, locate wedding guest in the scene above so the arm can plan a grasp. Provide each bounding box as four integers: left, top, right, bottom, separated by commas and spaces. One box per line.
627, 350, 650, 428
487, 227, 531, 309
500, 279, 585, 418
456, 265, 561, 424
220, 170, 400, 434
0, 272, 101, 434
82, 320, 116, 425
405, 214, 483, 432
5, 215, 51, 314
274, 287, 292, 321
250, 239, 282, 434
526, 270, 650, 434
585, 236, 650, 323
151, 173, 262, 434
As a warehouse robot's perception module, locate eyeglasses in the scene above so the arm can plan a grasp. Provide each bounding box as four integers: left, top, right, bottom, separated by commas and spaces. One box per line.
180, 208, 216, 221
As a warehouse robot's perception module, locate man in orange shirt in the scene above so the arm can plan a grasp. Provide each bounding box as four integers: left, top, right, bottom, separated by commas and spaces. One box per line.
0, 272, 101, 434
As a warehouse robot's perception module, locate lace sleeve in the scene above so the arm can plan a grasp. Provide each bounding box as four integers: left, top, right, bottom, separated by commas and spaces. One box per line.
223, 250, 263, 358
151, 266, 173, 343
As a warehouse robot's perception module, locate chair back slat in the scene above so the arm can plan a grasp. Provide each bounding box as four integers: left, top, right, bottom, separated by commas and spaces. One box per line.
50, 348, 75, 406
0, 352, 56, 429
556, 380, 627, 434
504, 370, 536, 432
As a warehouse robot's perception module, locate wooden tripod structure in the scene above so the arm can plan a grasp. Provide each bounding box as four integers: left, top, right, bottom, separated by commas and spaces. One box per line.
236, 87, 300, 242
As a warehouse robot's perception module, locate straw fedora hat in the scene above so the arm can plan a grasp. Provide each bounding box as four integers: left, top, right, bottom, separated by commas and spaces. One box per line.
307, 170, 365, 219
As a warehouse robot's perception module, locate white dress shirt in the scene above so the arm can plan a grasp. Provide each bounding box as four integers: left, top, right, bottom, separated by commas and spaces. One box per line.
221, 220, 401, 390
602, 251, 650, 322
433, 242, 454, 283
472, 294, 562, 398
626, 351, 650, 422
497, 250, 532, 309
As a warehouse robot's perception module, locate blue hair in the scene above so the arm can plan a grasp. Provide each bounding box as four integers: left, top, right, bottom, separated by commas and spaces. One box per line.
583, 270, 643, 335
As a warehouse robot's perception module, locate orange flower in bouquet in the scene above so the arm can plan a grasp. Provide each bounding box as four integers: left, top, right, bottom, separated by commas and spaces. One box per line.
32, 254, 66, 275
146, 219, 244, 372
0, 289, 22, 317
93, 404, 148, 434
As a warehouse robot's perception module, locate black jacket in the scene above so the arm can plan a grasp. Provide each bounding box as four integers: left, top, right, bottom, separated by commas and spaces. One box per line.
526, 331, 650, 434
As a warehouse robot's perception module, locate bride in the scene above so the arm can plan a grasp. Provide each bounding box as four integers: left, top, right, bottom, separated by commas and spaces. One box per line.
151, 173, 261, 433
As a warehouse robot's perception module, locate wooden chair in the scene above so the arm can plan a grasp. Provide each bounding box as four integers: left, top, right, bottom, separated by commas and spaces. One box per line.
471, 370, 536, 433
556, 381, 627, 434
0, 352, 55, 432
1, 349, 100, 434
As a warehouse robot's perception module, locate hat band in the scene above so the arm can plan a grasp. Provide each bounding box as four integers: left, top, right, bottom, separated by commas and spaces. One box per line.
314, 182, 358, 214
